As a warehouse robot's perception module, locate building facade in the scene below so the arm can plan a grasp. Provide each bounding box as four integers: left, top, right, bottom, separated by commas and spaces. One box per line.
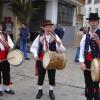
1, 0, 85, 45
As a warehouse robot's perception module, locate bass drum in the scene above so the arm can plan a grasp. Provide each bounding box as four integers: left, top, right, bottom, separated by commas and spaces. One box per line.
91, 58, 100, 82
43, 51, 67, 70
7, 49, 23, 66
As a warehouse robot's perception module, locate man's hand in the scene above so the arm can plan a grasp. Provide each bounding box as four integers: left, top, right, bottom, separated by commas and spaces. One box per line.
34, 56, 41, 61
80, 62, 86, 70
92, 33, 100, 44
34, 56, 39, 61
92, 33, 100, 49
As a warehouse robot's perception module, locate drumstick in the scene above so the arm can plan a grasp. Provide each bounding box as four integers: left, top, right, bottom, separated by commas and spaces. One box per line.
0, 57, 15, 63
85, 68, 94, 71
85, 68, 91, 71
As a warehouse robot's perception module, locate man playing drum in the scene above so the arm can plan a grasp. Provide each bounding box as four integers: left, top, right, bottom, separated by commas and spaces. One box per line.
79, 13, 100, 100
0, 23, 14, 96
30, 20, 65, 100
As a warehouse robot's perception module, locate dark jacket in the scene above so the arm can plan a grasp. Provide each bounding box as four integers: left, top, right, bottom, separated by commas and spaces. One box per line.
19, 27, 29, 41
54, 27, 64, 39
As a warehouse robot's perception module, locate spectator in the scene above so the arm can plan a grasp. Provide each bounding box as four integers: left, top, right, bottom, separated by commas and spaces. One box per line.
74, 27, 84, 62
19, 23, 30, 60
54, 23, 64, 39
3, 18, 13, 41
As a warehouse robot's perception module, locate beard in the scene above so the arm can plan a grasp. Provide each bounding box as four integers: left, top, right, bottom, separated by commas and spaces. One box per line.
91, 25, 97, 32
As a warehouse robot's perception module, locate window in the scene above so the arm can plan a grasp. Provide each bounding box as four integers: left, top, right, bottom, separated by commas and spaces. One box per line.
95, 8, 98, 13
58, 1, 74, 26
94, 0, 100, 4
87, 0, 92, 4
89, 7, 92, 13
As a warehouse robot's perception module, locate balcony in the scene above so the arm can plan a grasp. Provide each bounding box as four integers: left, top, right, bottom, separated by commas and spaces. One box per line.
76, 0, 85, 4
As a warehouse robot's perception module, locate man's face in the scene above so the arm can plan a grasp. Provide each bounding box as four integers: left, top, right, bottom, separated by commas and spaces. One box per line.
22, 24, 26, 28
89, 19, 99, 30
44, 25, 53, 33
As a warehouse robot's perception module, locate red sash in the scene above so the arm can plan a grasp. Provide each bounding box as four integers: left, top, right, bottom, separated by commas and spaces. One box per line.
0, 33, 9, 60
38, 52, 44, 61
0, 50, 8, 60
86, 52, 93, 61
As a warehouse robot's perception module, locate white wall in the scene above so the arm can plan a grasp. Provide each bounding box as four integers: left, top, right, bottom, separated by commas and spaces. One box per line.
2, 4, 14, 20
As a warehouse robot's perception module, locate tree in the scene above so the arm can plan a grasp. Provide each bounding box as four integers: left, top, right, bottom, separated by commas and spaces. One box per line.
9, 0, 37, 23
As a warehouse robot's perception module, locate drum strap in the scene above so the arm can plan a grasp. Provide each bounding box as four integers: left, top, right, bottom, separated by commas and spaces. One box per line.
44, 35, 49, 51
0, 34, 10, 51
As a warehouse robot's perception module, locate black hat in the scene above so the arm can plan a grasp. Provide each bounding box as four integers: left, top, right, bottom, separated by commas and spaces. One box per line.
0, 22, 3, 25
86, 13, 100, 20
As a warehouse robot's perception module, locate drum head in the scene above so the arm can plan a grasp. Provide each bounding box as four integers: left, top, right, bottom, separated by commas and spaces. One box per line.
7, 49, 23, 66
43, 51, 51, 69
91, 59, 100, 82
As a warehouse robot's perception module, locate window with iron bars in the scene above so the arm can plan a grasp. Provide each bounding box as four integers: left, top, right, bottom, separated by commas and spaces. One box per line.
57, 0, 74, 26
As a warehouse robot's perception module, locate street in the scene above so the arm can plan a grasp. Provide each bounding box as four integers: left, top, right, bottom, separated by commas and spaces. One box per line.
0, 46, 86, 100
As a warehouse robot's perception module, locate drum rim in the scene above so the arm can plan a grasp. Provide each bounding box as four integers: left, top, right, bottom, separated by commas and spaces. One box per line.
7, 49, 23, 66
43, 51, 51, 69
91, 58, 100, 82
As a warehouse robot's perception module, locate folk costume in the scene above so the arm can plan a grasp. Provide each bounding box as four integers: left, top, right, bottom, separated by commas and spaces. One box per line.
79, 13, 100, 100
0, 24, 14, 96
30, 20, 65, 100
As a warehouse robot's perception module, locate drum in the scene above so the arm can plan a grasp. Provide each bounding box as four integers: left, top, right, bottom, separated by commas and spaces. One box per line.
43, 51, 67, 70
91, 58, 100, 82
7, 49, 23, 66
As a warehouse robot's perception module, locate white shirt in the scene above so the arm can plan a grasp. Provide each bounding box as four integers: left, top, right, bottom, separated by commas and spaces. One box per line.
0, 34, 14, 51
79, 29, 97, 63
30, 34, 66, 58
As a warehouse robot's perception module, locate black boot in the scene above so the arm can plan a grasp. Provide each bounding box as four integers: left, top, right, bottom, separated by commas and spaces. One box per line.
87, 97, 93, 100
36, 89, 43, 99
94, 97, 100, 100
0, 91, 3, 96
49, 90, 55, 100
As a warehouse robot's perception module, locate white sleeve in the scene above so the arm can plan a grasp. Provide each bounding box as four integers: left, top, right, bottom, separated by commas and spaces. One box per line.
8, 35, 14, 49
30, 35, 40, 57
55, 34, 66, 52
79, 34, 86, 63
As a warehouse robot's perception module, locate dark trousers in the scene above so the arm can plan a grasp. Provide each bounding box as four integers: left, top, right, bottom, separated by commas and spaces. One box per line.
36, 60, 56, 86
19, 40, 28, 59
84, 61, 99, 99
0, 61, 10, 85
75, 47, 80, 62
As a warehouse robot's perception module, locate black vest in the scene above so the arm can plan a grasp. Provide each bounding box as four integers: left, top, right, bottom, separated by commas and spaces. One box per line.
38, 34, 56, 55
84, 29, 100, 58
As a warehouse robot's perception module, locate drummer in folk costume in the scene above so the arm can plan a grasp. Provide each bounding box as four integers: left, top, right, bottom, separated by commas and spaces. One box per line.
79, 13, 100, 100
30, 20, 65, 100
0, 23, 14, 96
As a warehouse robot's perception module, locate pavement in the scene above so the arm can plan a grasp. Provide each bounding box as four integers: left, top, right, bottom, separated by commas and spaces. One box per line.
0, 46, 86, 100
